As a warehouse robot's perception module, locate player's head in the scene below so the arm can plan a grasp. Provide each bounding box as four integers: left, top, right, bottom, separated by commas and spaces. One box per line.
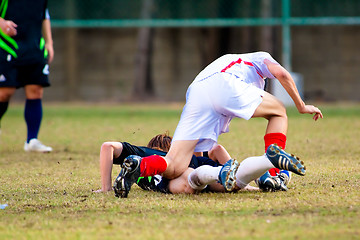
147, 131, 172, 152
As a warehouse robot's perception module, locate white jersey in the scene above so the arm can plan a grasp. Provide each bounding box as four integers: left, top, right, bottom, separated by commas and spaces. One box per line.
173, 52, 280, 152
194, 52, 278, 89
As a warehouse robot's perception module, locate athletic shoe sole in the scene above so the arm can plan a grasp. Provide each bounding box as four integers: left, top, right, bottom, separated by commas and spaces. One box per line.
113, 175, 128, 198
267, 144, 306, 176
113, 167, 131, 198
223, 159, 240, 192
113, 155, 142, 198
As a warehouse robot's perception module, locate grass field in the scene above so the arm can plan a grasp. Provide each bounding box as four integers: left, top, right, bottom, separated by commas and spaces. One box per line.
0, 102, 359, 240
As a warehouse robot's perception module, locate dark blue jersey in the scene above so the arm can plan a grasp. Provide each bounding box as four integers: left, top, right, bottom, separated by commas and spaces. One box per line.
113, 142, 167, 165
0, 0, 48, 63
114, 142, 219, 169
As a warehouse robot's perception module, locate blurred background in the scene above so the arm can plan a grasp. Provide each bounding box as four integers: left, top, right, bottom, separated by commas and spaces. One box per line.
14, 0, 360, 103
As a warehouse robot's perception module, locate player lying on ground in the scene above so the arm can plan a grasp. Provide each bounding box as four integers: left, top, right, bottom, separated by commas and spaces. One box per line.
110, 133, 297, 197
116, 143, 295, 197
114, 52, 317, 198
95, 132, 264, 195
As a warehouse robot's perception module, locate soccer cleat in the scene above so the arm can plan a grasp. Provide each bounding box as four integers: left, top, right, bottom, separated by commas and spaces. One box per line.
255, 171, 288, 192
113, 155, 142, 198
278, 170, 291, 186
266, 144, 306, 176
113, 169, 128, 198
218, 158, 240, 192
24, 139, 52, 153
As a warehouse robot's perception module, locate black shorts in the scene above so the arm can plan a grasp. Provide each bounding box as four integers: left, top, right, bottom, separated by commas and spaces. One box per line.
188, 156, 220, 168
0, 51, 50, 88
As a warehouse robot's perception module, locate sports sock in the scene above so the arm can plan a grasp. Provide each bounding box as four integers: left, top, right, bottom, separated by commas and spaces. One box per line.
235, 155, 274, 189
188, 165, 221, 190
140, 155, 167, 177
264, 132, 286, 151
24, 99, 42, 143
0, 102, 9, 122
264, 132, 287, 176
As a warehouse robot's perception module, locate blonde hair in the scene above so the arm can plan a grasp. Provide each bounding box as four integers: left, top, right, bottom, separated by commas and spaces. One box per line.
147, 131, 172, 152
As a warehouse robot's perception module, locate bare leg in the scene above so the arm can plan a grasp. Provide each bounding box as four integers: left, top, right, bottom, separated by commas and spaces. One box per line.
25, 84, 43, 99
252, 91, 288, 135
170, 144, 232, 194
251, 92, 288, 185
168, 168, 196, 194
0, 87, 16, 102
162, 139, 198, 179
0, 88, 16, 122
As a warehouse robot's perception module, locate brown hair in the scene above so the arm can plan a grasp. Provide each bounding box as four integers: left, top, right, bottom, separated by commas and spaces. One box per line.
147, 131, 172, 152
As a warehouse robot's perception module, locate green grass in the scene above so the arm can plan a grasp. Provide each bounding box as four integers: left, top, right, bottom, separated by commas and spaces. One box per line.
0, 103, 360, 240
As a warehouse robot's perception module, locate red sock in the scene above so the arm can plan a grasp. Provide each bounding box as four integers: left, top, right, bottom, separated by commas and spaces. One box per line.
268, 168, 280, 176
140, 155, 167, 177
264, 132, 287, 152
264, 132, 287, 176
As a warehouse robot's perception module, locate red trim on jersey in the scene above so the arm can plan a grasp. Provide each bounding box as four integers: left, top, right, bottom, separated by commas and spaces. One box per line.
221, 58, 243, 72
221, 57, 263, 78
243, 61, 254, 66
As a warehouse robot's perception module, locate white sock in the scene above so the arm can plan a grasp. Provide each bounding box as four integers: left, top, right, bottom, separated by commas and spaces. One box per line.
188, 165, 222, 190
236, 154, 275, 189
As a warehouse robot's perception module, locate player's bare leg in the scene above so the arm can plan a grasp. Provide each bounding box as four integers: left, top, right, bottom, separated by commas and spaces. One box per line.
0, 87, 16, 134
169, 168, 197, 194
162, 139, 198, 179
252, 91, 288, 135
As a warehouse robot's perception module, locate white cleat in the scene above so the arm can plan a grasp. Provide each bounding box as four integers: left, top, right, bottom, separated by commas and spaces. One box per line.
24, 139, 52, 153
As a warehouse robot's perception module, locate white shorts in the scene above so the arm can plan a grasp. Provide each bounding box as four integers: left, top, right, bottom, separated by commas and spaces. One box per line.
173, 72, 264, 152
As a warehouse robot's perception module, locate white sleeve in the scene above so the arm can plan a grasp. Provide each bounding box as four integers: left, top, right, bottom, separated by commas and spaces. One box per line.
45, 9, 51, 20
251, 52, 279, 79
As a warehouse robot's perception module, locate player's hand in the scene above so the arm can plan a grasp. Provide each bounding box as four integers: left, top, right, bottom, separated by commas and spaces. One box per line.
0, 19, 17, 37
298, 105, 323, 121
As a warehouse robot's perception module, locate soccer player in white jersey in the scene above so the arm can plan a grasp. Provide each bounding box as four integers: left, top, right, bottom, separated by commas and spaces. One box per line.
114, 51, 323, 198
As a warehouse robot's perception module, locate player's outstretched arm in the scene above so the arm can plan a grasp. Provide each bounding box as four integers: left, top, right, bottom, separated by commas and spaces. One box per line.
94, 142, 124, 193
265, 60, 323, 121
